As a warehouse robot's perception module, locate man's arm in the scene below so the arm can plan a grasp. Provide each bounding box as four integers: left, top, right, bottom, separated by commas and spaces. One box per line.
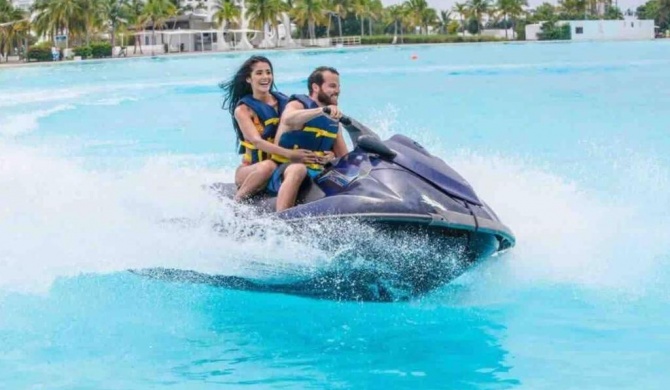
280, 100, 324, 129
332, 127, 348, 157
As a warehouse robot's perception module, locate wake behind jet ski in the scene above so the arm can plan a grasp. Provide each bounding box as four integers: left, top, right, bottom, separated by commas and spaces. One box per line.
138, 115, 516, 302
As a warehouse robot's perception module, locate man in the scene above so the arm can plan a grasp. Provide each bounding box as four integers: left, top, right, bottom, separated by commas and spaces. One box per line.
268, 66, 349, 212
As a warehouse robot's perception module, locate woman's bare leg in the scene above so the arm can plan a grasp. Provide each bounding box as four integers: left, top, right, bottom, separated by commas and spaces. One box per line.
234, 160, 277, 202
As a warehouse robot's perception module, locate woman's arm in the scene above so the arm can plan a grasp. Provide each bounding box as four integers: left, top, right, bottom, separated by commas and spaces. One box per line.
236, 104, 316, 163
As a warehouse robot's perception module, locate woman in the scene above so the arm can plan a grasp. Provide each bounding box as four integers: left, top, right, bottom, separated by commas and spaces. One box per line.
220, 55, 316, 202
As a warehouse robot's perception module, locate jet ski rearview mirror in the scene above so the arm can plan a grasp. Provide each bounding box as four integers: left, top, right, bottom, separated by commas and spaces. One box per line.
339, 116, 377, 142
337, 115, 396, 159
357, 135, 397, 159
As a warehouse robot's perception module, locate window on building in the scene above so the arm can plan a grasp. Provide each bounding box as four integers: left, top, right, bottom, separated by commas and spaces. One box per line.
575, 27, 583, 34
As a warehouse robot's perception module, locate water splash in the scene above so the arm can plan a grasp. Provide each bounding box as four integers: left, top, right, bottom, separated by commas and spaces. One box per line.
0, 104, 75, 137
0, 142, 328, 293
1, 96, 668, 301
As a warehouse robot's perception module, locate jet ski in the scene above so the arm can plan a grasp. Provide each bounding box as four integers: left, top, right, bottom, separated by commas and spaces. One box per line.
137, 116, 515, 302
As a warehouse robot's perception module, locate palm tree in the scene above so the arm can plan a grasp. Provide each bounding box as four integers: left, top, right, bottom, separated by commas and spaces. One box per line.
385, 4, 399, 40
350, 0, 366, 35
166, 0, 182, 30
420, 6, 437, 33
330, 0, 348, 37
496, 0, 525, 38
385, 4, 402, 41
32, 0, 83, 48
246, 0, 286, 47
183, 0, 207, 23
366, 0, 383, 35
101, 0, 128, 49
125, 0, 145, 53
466, 0, 490, 34
453, 2, 467, 36
0, 1, 29, 61
559, 0, 586, 19
12, 18, 31, 60
530, 2, 555, 22
213, 0, 240, 49
352, 0, 380, 36
291, 0, 327, 43
79, 0, 103, 46
404, 0, 428, 34
437, 10, 450, 33
213, 0, 241, 31
142, 0, 176, 55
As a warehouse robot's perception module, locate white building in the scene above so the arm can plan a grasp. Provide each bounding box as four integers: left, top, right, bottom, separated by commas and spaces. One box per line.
524, 23, 544, 40
526, 17, 655, 41
11, 0, 34, 12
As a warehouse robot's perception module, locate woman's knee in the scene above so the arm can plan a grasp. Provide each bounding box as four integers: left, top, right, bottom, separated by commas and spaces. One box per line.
258, 160, 277, 176
235, 164, 253, 186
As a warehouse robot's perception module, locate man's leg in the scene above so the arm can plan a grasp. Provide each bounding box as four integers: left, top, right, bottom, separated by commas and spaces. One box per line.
276, 164, 307, 212
234, 160, 277, 202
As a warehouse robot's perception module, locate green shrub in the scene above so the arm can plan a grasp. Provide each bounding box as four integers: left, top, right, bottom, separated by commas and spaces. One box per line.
466, 18, 481, 35
515, 21, 527, 40
537, 22, 571, 40
27, 44, 52, 62
361, 34, 501, 45
73, 46, 92, 58
447, 21, 460, 35
90, 42, 112, 58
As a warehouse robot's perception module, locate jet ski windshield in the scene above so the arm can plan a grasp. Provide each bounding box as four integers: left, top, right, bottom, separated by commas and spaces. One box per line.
339, 116, 482, 205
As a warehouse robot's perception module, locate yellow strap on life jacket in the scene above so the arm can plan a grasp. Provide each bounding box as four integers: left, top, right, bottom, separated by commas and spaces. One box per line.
264, 117, 279, 126
304, 126, 337, 139
240, 140, 257, 150
241, 139, 274, 163
239, 112, 278, 164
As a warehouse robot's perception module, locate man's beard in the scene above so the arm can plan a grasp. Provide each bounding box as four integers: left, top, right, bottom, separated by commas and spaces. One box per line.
317, 90, 337, 105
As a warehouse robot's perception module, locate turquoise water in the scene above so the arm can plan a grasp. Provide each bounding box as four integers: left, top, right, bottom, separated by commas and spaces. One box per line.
1, 41, 670, 388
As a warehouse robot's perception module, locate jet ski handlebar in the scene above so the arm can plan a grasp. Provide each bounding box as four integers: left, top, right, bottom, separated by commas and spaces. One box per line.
322, 106, 351, 126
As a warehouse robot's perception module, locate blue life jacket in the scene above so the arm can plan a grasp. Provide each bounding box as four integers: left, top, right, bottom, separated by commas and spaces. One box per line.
271, 94, 340, 170
235, 91, 288, 164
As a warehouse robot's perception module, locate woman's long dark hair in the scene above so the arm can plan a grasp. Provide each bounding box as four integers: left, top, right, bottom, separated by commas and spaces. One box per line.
219, 55, 278, 153
220, 55, 277, 116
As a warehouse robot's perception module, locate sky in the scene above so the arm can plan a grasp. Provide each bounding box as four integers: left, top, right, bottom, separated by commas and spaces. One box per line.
381, 0, 647, 14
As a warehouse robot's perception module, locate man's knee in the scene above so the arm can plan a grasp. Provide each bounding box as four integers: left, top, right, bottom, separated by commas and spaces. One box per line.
284, 164, 307, 180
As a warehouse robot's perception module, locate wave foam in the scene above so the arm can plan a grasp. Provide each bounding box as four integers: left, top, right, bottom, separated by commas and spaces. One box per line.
1, 104, 75, 137
1, 104, 668, 300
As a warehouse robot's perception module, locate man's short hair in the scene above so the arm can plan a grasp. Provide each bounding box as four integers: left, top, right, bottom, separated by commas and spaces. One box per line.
307, 66, 339, 94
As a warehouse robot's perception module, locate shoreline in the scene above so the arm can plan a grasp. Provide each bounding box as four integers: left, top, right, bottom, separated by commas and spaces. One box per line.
0, 40, 493, 69
0, 38, 665, 69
